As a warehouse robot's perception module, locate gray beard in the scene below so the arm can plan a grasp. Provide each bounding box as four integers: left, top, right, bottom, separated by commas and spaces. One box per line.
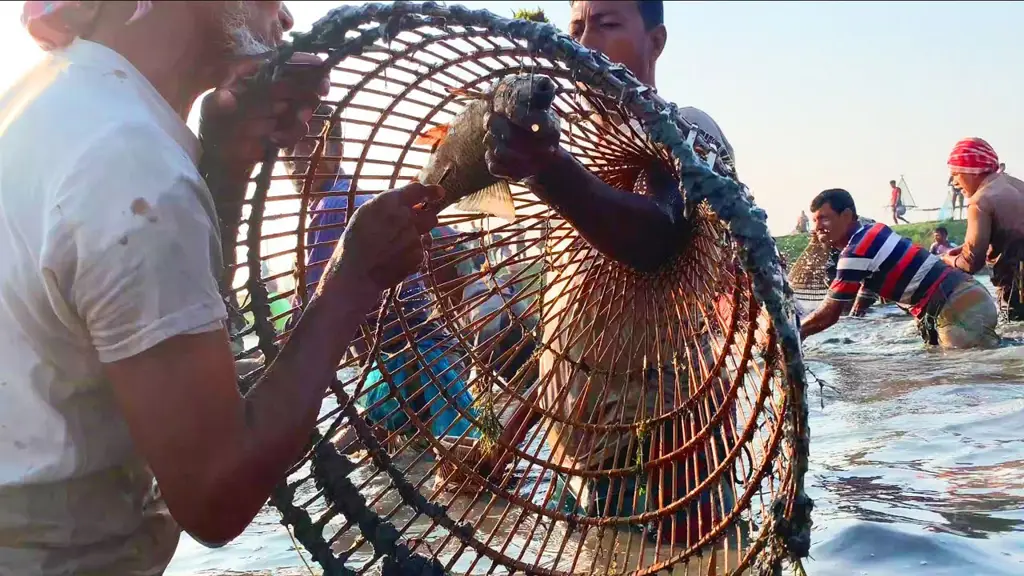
224, 2, 276, 57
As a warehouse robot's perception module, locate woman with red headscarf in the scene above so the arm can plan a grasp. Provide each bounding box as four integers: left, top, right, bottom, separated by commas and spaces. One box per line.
943, 137, 1024, 320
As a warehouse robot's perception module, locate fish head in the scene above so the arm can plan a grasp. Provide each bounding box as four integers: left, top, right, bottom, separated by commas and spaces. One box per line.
489, 74, 561, 141
490, 74, 557, 110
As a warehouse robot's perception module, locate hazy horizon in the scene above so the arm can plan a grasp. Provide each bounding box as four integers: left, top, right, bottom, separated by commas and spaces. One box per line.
1, 1, 1018, 235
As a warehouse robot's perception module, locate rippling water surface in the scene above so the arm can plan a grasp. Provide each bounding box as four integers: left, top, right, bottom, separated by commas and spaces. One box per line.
167, 278, 1024, 575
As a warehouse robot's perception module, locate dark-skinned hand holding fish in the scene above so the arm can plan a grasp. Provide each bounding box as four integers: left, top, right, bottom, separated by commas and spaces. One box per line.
414, 74, 562, 221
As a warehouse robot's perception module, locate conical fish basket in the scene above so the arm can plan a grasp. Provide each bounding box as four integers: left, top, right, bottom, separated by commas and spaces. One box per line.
220, 3, 811, 575
786, 235, 834, 307
787, 217, 877, 309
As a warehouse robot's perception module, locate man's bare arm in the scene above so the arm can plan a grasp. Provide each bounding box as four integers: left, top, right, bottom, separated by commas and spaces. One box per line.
799, 298, 844, 340
850, 289, 878, 317
530, 149, 687, 273
104, 275, 373, 546
952, 203, 991, 274
103, 182, 441, 547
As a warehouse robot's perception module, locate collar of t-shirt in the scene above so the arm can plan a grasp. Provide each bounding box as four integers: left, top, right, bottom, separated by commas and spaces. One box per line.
59, 39, 200, 165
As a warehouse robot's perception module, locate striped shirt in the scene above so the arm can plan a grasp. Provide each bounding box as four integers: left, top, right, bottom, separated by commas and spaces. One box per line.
828, 223, 965, 316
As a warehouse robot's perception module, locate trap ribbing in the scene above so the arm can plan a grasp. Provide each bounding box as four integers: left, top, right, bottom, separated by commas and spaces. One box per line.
218, 3, 811, 575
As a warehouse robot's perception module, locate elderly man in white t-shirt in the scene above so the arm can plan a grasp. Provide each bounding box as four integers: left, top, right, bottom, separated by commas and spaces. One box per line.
0, 2, 443, 574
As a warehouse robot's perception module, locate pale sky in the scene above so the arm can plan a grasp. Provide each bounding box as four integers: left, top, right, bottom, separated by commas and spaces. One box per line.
2, 1, 1020, 235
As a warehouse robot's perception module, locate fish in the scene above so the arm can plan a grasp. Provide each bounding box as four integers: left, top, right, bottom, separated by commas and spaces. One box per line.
414, 74, 562, 222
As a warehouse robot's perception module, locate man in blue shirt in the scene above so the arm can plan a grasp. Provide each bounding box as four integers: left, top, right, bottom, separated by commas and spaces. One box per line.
285, 106, 477, 440
284, 105, 373, 299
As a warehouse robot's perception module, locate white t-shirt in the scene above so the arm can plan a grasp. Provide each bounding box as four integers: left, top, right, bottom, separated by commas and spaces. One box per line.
0, 40, 227, 573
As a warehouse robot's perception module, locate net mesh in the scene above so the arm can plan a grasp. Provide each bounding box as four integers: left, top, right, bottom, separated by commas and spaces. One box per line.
218, 3, 812, 575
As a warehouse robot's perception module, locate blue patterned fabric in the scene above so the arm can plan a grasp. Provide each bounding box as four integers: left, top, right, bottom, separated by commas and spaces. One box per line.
358, 336, 480, 439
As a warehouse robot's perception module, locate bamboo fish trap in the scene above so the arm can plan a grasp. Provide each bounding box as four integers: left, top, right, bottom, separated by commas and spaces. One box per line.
786, 235, 834, 308
787, 217, 877, 309
220, 3, 811, 575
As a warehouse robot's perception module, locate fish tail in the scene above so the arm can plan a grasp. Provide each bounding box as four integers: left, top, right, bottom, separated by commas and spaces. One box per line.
454, 180, 517, 221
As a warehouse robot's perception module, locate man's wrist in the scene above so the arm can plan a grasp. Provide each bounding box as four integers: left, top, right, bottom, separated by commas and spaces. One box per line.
534, 147, 571, 182
530, 148, 577, 202
312, 262, 382, 320
953, 254, 967, 273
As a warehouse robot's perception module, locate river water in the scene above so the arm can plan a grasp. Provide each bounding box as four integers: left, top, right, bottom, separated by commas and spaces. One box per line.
167, 277, 1024, 576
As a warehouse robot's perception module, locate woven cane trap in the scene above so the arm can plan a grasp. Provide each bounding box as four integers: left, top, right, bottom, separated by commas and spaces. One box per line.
220, 3, 811, 575
787, 217, 878, 310
786, 235, 834, 308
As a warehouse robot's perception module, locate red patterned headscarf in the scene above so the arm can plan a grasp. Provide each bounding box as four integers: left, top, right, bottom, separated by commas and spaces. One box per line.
22, 1, 152, 51
947, 137, 1000, 175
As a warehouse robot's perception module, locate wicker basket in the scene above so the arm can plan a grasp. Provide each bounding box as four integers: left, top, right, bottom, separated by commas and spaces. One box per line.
220, 3, 811, 575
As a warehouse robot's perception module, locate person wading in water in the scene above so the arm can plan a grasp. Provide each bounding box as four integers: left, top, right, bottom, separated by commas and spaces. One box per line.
800, 188, 999, 348
941, 138, 1024, 321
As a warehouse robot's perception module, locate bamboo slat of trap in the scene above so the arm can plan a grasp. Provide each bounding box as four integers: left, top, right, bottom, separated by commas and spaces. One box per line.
787, 217, 878, 308
219, 3, 810, 576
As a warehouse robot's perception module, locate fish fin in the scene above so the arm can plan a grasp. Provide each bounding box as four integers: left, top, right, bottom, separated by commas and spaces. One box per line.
454, 180, 517, 221
447, 87, 488, 100
414, 124, 450, 147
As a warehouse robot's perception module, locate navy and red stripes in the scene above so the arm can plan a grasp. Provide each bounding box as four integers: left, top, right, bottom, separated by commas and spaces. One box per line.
827, 223, 963, 315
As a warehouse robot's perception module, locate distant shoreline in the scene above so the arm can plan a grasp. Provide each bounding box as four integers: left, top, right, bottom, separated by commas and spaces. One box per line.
774, 219, 969, 264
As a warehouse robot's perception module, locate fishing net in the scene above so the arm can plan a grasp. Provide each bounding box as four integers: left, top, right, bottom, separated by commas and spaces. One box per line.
896, 176, 916, 209
220, 3, 811, 575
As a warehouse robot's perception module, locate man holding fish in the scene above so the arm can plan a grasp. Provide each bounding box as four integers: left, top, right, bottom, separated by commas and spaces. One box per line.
439, 0, 740, 544
0, 2, 442, 573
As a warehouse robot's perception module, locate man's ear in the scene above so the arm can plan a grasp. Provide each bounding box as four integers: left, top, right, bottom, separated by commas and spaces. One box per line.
649, 24, 667, 64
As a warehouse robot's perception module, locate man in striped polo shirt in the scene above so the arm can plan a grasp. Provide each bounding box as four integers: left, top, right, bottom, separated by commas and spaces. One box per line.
799, 188, 999, 348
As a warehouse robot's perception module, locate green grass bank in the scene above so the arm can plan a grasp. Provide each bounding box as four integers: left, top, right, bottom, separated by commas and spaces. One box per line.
773, 220, 967, 263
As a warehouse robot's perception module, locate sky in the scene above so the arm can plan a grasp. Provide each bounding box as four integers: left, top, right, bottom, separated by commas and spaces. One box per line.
1, 1, 1020, 235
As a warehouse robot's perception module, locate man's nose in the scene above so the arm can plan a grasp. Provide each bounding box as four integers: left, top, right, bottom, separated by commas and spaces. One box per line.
279, 3, 295, 32
579, 28, 602, 52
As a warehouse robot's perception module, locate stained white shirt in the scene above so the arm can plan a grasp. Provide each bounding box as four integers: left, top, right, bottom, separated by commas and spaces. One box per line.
0, 39, 226, 574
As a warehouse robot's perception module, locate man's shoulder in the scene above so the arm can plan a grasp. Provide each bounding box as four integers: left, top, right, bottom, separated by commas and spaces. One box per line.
0, 74, 206, 261
53, 120, 206, 223
32, 116, 213, 277
676, 106, 735, 165
840, 222, 890, 255
1, 42, 197, 163
851, 221, 886, 239
1, 75, 195, 192
981, 173, 1024, 202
